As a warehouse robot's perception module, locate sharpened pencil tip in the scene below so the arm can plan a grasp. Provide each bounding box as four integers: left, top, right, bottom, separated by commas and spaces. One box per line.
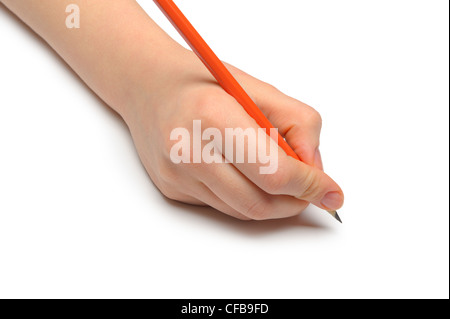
328, 211, 343, 223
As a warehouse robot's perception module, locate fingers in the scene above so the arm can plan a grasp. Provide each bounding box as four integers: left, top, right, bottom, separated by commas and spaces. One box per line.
193, 183, 251, 220
152, 157, 250, 220
204, 94, 343, 211
226, 65, 324, 169
197, 161, 310, 220
240, 151, 343, 211
254, 91, 323, 169
283, 156, 344, 210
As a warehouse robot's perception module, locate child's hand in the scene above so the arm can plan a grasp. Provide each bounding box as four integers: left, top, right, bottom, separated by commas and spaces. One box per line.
124, 50, 344, 220
1, 0, 343, 220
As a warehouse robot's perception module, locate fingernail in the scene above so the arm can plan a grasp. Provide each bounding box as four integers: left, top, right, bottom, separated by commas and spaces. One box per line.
314, 148, 324, 171
321, 192, 343, 210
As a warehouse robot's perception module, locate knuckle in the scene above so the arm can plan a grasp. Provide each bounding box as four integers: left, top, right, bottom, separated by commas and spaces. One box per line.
158, 182, 179, 201
245, 198, 273, 220
235, 215, 253, 221
292, 103, 322, 129
305, 108, 323, 127
264, 82, 280, 93
260, 167, 290, 194
191, 89, 229, 125
194, 91, 217, 111
157, 161, 179, 185
298, 169, 322, 200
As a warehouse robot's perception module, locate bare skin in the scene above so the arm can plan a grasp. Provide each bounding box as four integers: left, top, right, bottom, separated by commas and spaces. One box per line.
1, 0, 344, 220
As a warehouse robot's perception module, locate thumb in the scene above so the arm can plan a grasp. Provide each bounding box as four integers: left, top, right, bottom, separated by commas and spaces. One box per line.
281, 157, 344, 211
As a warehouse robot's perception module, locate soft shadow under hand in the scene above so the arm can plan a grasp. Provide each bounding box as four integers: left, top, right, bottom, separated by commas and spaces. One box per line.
162, 196, 331, 237
0, 4, 334, 236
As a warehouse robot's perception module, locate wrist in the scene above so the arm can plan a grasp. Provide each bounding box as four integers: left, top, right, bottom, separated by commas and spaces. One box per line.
117, 44, 196, 124
112, 42, 189, 120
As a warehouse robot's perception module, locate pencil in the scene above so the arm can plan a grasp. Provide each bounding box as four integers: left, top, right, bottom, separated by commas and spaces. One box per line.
153, 0, 341, 223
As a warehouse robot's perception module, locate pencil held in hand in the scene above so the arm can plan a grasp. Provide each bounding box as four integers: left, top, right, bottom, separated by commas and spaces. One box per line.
153, 0, 299, 160
153, 0, 342, 223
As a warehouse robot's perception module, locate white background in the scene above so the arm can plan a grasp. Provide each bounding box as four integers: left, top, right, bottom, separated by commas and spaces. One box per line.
0, 0, 448, 299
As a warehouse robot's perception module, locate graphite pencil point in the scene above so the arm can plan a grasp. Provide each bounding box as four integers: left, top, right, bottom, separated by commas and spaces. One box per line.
328, 211, 343, 223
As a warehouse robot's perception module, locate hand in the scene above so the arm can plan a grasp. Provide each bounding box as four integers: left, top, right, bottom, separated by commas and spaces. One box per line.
0, 0, 343, 220
124, 49, 344, 220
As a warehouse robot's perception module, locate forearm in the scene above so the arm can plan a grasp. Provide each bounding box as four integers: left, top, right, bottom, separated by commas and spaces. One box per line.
1, 0, 185, 118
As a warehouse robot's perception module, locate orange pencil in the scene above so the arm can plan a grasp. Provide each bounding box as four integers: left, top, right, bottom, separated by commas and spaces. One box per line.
153, 0, 299, 160
153, 0, 341, 223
